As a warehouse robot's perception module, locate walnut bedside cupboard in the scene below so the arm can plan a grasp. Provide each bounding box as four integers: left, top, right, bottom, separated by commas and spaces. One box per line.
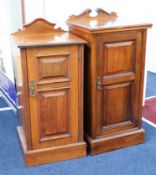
67, 8, 152, 154
13, 18, 87, 166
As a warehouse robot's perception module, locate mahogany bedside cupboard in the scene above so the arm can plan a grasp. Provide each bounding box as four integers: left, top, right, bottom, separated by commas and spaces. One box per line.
12, 18, 87, 166
67, 8, 152, 155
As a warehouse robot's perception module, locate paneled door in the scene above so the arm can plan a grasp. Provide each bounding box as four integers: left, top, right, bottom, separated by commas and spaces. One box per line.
27, 45, 79, 149
67, 8, 151, 154
96, 31, 142, 137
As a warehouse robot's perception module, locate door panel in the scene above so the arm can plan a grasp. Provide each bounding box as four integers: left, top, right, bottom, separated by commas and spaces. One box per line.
27, 45, 79, 149
37, 54, 70, 84
103, 82, 132, 125
96, 31, 142, 137
103, 41, 135, 75
39, 89, 69, 140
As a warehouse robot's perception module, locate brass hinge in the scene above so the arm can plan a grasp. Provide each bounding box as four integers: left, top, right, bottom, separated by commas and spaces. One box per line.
29, 80, 35, 96
97, 78, 103, 90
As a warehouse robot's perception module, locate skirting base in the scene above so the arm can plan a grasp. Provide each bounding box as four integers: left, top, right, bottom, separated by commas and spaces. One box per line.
17, 126, 86, 167
86, 128, 145, 155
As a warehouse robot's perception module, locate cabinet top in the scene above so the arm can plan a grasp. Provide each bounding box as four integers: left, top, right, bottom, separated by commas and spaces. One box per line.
12, 18, 86, 48
67, 8, 152, 33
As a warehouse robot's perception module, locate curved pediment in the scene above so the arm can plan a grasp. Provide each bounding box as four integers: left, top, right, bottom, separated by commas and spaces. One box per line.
68, 8, 117, 21
16, 18, 64, 34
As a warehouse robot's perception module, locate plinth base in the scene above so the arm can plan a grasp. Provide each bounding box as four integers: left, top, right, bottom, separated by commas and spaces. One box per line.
17, 126, 86, 167
86, 128, 145, 155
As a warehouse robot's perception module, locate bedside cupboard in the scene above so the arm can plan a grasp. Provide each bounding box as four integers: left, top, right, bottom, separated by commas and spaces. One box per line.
13, 18, 87, 166
67, 8, 152, 154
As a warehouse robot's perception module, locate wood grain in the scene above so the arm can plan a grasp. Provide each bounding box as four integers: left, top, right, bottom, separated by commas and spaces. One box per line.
86, 128, 145, 154
103, 82, 132, 125
27, 45, 79, 149
12, 18, 87, 48
67, 8, 152, 33
69, 8, 117, 21
68, 8, 152, 154
13, 18, 86, 166
17, 126, 86, 167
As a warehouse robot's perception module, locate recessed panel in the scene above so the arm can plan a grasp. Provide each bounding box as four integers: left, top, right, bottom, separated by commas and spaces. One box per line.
103, 41, 135, 75
38, 54, 70, 83
39, 89, 69, 139
103, 82, 132, 126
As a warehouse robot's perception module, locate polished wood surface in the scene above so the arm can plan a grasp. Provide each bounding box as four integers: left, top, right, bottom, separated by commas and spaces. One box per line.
87, 128, 145, 154
17, 127, 86, 166
67, 8, 152, 32
13, 18, 86, 166
67, 8, 152, 154
13, 18, 86, 48
17, 49, 32, 149
27, 46, 80, 149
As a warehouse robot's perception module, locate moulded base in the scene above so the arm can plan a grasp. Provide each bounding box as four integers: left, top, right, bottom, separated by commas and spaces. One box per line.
85, 128, 145, 155
17, 126, 86, 167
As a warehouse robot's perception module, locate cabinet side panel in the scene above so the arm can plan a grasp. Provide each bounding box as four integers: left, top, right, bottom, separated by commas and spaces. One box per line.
68, 27, 96, 137
138, 30, 147, 128
17, 49, 32, 149
78, 45, 84, 141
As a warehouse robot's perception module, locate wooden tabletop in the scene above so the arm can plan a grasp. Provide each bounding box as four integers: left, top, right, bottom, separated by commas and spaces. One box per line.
12, 18, 86, 48
67, 8, 152, 33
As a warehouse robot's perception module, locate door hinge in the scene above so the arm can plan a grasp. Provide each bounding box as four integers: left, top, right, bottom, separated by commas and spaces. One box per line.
97, 78, 103, 90
29, 80, 35, 96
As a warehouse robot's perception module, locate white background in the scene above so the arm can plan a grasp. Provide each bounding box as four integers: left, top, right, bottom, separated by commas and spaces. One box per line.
24, 0, 156, 73
0, 0, 156, 95
0, 0, 22, 81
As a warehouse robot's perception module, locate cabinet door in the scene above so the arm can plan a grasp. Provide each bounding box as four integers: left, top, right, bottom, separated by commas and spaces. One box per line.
96, 31, 143, 137
26, 45, 79, 149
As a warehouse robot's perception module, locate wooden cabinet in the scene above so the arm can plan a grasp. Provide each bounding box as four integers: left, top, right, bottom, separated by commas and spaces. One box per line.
13, 18, 86, 166
67, 8, 152, 154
